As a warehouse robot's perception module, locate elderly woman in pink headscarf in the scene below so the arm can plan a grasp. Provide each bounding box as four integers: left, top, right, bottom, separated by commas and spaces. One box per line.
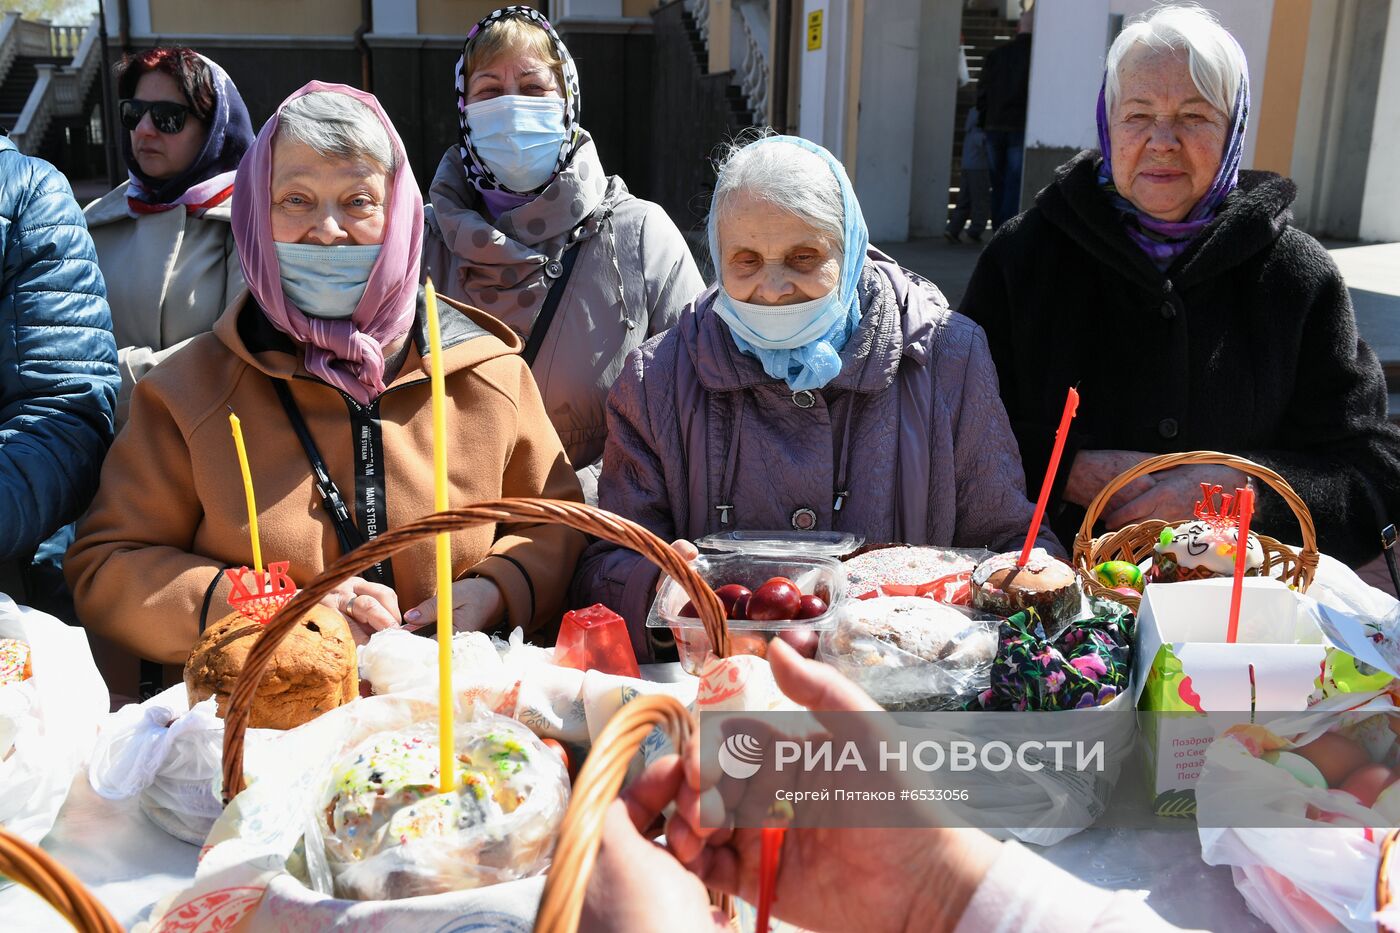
68, 82, 584, 667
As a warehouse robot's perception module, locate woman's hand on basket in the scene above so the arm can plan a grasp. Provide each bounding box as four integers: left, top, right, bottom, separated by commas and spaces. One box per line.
1102, 463, 1250, 530
322, 577, 402, 645
403, 577, 504, 634
1063, 449, 1157, 509
581, 754, 732, 932
665, 639, 1000, 933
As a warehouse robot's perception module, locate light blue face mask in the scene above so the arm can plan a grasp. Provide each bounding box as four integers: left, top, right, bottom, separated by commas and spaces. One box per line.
706, 136, 870, 392
464, 95, 568, 193
714, 287, 845, 350
274, 241, 382, 320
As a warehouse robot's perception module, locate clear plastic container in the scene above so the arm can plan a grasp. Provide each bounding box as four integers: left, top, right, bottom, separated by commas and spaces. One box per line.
696, 530, 864, 559
646, 552, 847, 675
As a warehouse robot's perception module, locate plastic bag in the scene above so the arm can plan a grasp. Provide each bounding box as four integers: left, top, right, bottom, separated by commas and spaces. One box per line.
1197, 692, 1400, 932
359, 628, 503, 696
88, 685, 277, 845
818, 597, 998, 709
142, 683, 590, 924
0, 593, 107, 847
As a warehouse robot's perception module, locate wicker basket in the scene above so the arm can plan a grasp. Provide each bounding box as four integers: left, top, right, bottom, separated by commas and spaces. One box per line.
1071, 452, 1319, 612
1379, 829, 1400, 930
0, 827, 122, 933
218, 499, 732, 932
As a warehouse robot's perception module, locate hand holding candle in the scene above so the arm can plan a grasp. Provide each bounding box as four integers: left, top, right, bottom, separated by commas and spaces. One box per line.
425, 279, 456, 793
1225, 485, 1255, 644
1019, 386, 1080, 566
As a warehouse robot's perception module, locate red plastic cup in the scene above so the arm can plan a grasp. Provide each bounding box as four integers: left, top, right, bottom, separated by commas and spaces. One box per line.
554, 604, 641, 678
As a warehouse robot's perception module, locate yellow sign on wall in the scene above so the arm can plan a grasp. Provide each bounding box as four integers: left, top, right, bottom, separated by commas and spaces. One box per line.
807, 10, 823, 51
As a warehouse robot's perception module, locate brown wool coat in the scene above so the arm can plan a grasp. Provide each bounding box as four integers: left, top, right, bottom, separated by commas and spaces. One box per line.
66, 291, 585, 664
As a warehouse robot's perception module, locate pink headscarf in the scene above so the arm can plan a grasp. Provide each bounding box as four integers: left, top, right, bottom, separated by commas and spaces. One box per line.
231, 81, 423, 406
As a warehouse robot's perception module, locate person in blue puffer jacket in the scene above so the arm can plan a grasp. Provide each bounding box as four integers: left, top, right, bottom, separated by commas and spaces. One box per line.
0, 131, 119, 595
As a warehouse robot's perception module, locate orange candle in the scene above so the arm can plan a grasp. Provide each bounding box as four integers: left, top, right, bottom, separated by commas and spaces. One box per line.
1019, 387, 1080, 566
1225, 486, 1255, 644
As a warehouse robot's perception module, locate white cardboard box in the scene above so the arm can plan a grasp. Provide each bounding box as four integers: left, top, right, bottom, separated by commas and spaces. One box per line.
1133, 578, 1327, 815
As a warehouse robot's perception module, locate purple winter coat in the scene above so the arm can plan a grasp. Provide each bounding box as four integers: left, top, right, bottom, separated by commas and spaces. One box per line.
573, 249, 1060, 660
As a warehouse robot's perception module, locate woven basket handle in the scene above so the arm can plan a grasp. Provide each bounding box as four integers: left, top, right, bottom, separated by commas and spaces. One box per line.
534, 693, 697, 933
0, 827, 123, 933
1071, 450, 1319, 569
221, 498, 729, 802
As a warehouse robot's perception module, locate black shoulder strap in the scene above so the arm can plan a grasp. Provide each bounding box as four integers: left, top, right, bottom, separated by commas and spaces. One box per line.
270, 379, 365, 558
521, 242, 583, 368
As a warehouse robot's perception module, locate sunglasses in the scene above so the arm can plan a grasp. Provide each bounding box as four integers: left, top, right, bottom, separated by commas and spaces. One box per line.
119, 98, 193, 134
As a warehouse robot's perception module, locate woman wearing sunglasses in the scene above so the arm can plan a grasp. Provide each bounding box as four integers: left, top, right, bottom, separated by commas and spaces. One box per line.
84, 47, 255, 429
422, 6, 703, 504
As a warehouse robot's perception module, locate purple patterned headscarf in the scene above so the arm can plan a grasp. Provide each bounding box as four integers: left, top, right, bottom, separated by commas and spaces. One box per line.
1095, 53, 1250, 270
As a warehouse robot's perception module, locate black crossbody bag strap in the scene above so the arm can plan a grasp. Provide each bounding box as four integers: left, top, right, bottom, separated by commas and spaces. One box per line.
271, 379, 365, 557
521, 242, 582, 368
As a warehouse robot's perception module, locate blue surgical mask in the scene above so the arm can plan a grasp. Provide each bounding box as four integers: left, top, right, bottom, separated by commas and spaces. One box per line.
465, 95, 568, 193
714, 287, 846, 350
274, 242, 382, 320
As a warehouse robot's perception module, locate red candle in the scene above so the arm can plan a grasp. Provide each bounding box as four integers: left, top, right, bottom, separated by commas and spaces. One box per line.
756, 825, 786, 933
1019, 387, 1081, 566
1225, 486, 1255, 644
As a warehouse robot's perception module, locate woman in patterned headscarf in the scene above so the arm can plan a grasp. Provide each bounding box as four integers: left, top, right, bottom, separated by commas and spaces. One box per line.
422, 6, 703, 503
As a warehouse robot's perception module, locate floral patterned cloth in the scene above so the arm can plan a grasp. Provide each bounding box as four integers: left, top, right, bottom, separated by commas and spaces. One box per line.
969, 604, 1135, 711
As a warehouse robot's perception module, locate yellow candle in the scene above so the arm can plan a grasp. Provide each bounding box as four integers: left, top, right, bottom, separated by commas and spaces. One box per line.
425, 279, 455, 793
228, 410, 263, 576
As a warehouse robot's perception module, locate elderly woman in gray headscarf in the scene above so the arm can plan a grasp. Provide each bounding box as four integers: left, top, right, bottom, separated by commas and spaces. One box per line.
574, 134, 1054, 659
422, 6, 703, 502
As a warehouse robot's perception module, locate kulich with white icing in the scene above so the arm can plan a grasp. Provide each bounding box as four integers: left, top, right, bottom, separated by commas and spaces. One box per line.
1153, 519, 1263, 580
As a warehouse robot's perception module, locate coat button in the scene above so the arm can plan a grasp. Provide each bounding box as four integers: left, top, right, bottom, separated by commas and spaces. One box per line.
1160, 300, 1177, 320
792, 390, 816, 408
1158, 417, 1179, 439
544, 259, 564, 279
791, 507, 817, 531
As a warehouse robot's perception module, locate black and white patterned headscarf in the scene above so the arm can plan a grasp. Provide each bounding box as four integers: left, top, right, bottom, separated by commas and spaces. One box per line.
455, 5, 583, 195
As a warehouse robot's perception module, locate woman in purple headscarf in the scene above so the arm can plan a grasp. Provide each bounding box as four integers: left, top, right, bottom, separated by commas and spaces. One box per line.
961, 4, 1400, 567
84, 47, 255, 429
68, 82, 584, 667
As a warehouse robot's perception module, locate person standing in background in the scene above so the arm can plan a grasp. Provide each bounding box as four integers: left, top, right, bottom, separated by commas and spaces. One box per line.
977, 5, 1033, 229
946, 105, 992, 243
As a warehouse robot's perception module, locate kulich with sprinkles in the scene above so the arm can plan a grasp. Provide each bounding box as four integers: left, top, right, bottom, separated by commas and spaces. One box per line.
319, 717, 569, 900
0, 638, 31, 687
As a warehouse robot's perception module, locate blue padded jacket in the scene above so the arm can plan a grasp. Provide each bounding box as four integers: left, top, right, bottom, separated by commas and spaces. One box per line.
0, 133, 118, 561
